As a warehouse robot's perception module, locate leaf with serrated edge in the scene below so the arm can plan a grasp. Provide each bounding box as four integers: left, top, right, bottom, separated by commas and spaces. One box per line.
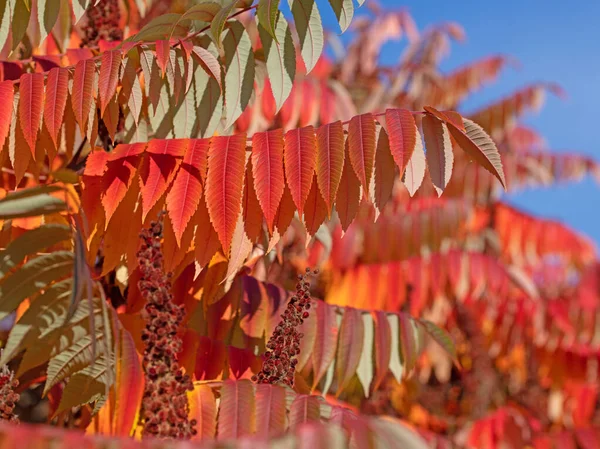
98, 50, 121, 116
0, 81, 14, 150
315, 121, 344, 216
205, 135, 247, 256
44, 68, 69, 148
257, 0, 280, 40
403, 126, 426, 196
210, 1, 238, 47
348, 113, 376, 196
288, 0, 324, 72
222, 21, 255, 128
217, 379, 256, 439
303, 173, 327, 238
188, 383, 217, 440
385, 108, 417, 178
311, 302, 339, 390
373, 127, 396, 212
289, 394, 321, 427
356, 312, 374, 396
19, 73, 44, 156
335, 307, 364, 394
255, 383, 287, 437
251, 129, 285, 233
328, 0, 354, 33
421, 320, 458, 363
258, 12, 296, 111
284, 126, 317, 217
422, 115, 453, 196
38, 0, 60, 43
335, 143, 360, 232
71, 59, 96, 135
0, 251, 73, 321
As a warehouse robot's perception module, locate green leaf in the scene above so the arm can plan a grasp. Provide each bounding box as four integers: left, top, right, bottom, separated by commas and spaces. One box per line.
11, 0, 31, 51
0, 251, 73, 321
0, 193, 67, 219
0, 224, 71, 276
210, 0, 238, 48
179, 1, 221, 23
222, 21, 255, 128
71, 0, 92, 24
128, 14, 190, 42
192, 45, 224, 137
257, 0, 280, 41
257, 12, 296, 111
37, 0, 60, 43
421, 320, 459, 364
0, 0, 11, 52
56, 369, 108, 414
327, 0, 354, 33
288, 0, 324, 72
0, 279, 72, 366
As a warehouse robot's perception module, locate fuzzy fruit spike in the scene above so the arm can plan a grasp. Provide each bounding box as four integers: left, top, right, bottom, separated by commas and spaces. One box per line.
0, 354, 19, 423
253, 268, 319, 387
137, 212, 196, 440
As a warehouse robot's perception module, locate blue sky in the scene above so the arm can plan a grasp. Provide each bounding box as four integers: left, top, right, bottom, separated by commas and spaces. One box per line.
317, 0, 600, 246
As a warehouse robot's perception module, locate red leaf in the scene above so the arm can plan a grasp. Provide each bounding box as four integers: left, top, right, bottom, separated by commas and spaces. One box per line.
403, 131, 426, 197
335, 144, 360, 232
0, 81, 14, 150
155, 40, 170, 78
315, 121, 345, 216
98, 50, 121, 117
347, 113, 376, 195
311, 301, 339, 390
205, 134, 247, 256
242, 162, 264, 243
166, 139, 209, 245
372, 310, 391, 391
43, 68, 69, 149
385, 108, 417, 178
373, 127, 396, 211
423, 114, 453, 196
71, 59, 96, 134
251, 129, 285, 233
284, 126, 317, 217
273, 183, 295, 236
19, 73, 44, 156
217, 380, 256, 440
303, 173, 327, 238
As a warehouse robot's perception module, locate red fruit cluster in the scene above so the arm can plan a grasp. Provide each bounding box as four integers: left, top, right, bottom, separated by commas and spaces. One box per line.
80, 0, 123, 47
253, 268, 318, 387
0, 361, 19, 423
137, 213, 196, 439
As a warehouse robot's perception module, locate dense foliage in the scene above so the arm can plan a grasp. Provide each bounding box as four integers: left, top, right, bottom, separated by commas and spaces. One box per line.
0, 0, 598, 448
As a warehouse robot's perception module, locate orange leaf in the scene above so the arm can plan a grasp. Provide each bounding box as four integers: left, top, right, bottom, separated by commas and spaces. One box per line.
217, 379, 256, 440
335, 144, 360, 232
113, 328, 144, 436
284, 126, 317, 217
139, 141, 185, 221
188, 384, 217, 440
422, 114, 453, 196
315, 121, 345, 217
347, 113, 376, 196
43, 68, 69, 149
273, 183, 295, 236
251, 129, 285, 233
205, 134, 247, 256
166, 139, 210, 245
0, 81, 14, 150
98, 50, 121, 117
194, 199, 222, 268
385, 108, 417, 178
303, 173, 327, 238
311, 301, 339, 390
19, 73, 44, 156
71, 58, 96, 134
